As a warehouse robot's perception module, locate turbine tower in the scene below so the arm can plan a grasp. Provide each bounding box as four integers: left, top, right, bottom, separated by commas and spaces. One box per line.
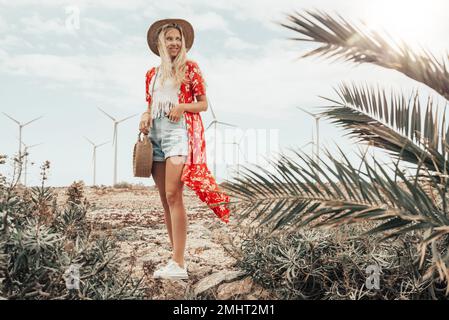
296, 107, 323, 164
97, 107, 138, 186
20, 141, 43, 187
85, 137, 109, 186
224, 134, 246, 180
205, 98, 237, 178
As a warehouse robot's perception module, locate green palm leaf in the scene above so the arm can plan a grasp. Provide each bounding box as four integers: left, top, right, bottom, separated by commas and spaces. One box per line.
319, 83, 449, 172
223, 148, 449, 291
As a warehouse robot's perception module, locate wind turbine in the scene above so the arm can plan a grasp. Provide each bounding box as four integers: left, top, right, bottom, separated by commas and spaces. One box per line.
224, 134, 246, 180
84, 137, 110, 186
296, 107, 323, 164
300, 127, 315, 150
205, 98, 237, 178
97, 107, 138, 186
3, 113, 43, 179
20, 141, 43, 187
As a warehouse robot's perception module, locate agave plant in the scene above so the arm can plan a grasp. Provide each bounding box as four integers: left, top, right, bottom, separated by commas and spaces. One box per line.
223, 10, 449, 293
0, 159, 144, 299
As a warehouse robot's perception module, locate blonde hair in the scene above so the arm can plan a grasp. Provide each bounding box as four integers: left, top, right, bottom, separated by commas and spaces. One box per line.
157, 24, 188, 87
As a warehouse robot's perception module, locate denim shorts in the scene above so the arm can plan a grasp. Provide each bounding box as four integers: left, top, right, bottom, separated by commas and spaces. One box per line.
149, 115, 188, 162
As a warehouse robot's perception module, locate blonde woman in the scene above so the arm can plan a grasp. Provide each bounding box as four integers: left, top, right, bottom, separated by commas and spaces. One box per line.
140, 19, 231, 280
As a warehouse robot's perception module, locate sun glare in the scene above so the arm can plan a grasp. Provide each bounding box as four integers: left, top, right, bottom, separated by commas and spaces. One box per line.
362, 0, 446, 51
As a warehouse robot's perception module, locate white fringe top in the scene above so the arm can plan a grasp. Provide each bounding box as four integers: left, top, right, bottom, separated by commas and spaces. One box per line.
149, 74, 180, 119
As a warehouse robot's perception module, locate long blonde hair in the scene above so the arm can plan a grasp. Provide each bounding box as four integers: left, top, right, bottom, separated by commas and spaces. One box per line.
157, 24, 188, 87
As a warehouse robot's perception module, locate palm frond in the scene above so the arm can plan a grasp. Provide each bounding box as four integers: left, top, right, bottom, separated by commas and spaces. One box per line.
223, 147, 449, 291
280, 10, 449, 101
224, 147, 449, 232
320, 83, 449, 172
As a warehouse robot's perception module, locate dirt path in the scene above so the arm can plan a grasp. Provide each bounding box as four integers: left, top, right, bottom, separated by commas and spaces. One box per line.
59, 185, 248, 299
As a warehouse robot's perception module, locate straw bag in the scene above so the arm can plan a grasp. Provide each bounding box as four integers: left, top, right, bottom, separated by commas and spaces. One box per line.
133, 132, 153, 178
134, 67, 159, 178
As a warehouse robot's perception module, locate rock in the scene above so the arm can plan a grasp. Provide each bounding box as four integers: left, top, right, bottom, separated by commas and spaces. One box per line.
193, 270, 246, 297
188, 264, 212, 275
157, 280, 188, 300
246, 283, 276, 300
217, 277, 253, 300
223, 270, 247, 282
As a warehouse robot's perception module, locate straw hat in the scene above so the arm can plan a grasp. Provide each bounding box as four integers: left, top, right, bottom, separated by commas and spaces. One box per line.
147, 18, 194, 56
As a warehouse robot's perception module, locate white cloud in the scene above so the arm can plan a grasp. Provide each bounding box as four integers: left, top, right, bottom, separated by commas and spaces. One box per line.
0, 15, 8, 31
142, 7, 233, 35
0, 35, 34, 50
17, 14, 120, 38
0, 52, 95, 80
187, 11, 232, 34
0, 48, 7, 59
194, 38, 419, 122
0, 47, 155, 111
224, 37, 258, 50
83, 17, 121, 36
19, 14, 73, 35
0, 0, 147, 9
55, 42, 72, 50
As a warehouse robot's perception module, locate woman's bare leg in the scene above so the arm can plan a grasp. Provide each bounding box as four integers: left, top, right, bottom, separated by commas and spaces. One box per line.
165, 156, 187, 268
151, 161, 173, 249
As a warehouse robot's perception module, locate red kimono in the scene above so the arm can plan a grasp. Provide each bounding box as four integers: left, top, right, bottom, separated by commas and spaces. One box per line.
145, 60, 231, 223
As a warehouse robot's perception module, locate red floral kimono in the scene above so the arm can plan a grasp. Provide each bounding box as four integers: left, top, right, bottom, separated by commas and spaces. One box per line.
145, 60, 230, 223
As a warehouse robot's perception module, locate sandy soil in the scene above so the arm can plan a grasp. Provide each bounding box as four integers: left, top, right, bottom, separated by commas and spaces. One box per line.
56, 185, 248, 299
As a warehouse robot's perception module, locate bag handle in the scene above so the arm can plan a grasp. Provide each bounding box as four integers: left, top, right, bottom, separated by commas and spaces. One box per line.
137, 132, 149, 142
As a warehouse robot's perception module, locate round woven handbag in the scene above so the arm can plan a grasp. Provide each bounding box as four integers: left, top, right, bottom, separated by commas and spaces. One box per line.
133, 132, 153, 178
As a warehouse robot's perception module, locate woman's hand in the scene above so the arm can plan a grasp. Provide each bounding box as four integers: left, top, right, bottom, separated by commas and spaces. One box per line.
139, 112, 152, 135
167, 103, 184, 122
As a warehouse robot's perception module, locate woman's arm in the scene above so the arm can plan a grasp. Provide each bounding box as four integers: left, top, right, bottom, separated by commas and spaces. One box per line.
179, 95, 208, 113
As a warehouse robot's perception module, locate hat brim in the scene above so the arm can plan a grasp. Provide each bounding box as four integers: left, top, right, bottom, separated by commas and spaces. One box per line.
147, 19, 194, 56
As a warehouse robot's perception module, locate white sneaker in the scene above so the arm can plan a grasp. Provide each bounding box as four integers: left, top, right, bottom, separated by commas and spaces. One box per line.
153, 259, 188, 280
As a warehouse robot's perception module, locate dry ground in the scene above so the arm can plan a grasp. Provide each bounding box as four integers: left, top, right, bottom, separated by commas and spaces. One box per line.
55, 184, 260, 299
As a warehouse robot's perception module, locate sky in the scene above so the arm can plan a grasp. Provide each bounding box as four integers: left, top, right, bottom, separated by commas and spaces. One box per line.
1, 0, 449, 187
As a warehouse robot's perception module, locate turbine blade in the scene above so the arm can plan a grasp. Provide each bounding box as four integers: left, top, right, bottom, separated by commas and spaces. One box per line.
216, 121, 237, 128
23, 115, 43, 127
2, 112, 20, 125
301, 141, 313, 148
118, 113, 139, 123
205, 120, 217, 131
98, 107, 116, 121
296, 106, 316, 117
29, 143, 43, 149
97, 140, 110, 148
84, 136, 95, 146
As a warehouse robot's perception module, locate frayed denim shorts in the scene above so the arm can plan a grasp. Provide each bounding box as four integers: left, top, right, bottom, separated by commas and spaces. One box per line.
149, 115, 188, 162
